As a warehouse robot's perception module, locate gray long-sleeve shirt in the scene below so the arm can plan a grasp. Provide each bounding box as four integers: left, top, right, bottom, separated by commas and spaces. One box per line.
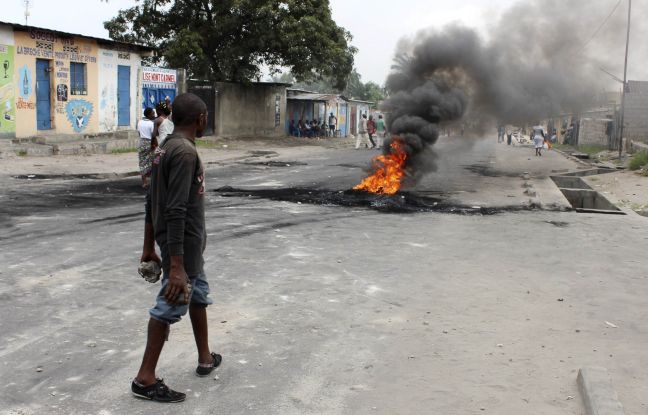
145, 133, 206, 275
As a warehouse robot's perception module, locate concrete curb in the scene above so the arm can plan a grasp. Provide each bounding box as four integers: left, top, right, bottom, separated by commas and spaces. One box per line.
577, 367, 625, 415
553, 148, 593, 167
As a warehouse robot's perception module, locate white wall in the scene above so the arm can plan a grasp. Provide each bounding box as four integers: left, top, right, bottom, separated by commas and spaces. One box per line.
97, 47, 142, 132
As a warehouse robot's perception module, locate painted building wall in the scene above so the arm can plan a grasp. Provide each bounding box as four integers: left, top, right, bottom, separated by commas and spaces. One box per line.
13, 28, 99, 138
98, 47, 142, 132
0, 24, 16, 138
2, 26, 146, 139
338, 103, 348, 137
214, 82, 287, 138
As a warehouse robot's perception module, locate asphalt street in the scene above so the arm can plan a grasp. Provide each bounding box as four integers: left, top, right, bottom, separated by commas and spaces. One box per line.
1, 138, 647, 415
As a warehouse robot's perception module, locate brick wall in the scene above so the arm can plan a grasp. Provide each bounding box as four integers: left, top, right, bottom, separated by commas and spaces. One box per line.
624, 81, 648, 142
578, 117, 610, 147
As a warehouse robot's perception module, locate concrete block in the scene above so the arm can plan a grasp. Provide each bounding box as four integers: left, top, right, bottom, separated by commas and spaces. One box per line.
577, 367, 625, 415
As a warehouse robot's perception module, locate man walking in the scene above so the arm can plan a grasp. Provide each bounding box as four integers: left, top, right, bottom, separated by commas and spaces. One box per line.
376, 114, 387, 149
132, 93, 221, 403
355, 113, 372, 149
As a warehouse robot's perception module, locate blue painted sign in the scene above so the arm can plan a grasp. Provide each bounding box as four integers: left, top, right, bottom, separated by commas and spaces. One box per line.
65, 99, 93, 132
18, 65, 32, 99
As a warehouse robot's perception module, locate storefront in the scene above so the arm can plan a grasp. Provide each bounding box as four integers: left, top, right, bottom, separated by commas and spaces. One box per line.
141, 66, 177, 112
0, 21, 153, 139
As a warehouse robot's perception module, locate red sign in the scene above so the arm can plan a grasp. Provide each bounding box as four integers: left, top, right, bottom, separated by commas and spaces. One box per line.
142, 68, 176, 84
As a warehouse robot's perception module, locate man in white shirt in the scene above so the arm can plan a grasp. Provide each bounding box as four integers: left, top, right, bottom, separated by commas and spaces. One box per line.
355, 114, 371, 149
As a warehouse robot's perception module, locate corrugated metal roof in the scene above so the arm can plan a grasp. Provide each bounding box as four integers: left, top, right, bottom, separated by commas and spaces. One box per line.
288, 93, 343, 102
0, 20, 155, 52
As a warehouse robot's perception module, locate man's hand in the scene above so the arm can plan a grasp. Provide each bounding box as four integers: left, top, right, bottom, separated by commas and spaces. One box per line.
141, 223, 159, 264
165, 256, 189, 305
140, 249, 161, 265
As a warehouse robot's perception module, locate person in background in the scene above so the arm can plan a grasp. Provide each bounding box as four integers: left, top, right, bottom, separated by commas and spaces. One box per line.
297, 119, 304, 137
328, 112, 337, 137
506, 127, 513, 146
155, 102, 174, 147
152, 101, 171, 148
137, 107, 157, 188
533, 125, 546, 156
367, 115, 377, 149
304, 119, 312, 137
376, 114, 387, 149
164, 96, 172, 113
289, 120, 297, 137
311, 119, 320, 137
356, 114, 371, 149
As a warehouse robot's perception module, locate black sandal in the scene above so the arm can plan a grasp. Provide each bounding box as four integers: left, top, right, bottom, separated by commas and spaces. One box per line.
196, 352, 222, 377
131, 378, 186, 403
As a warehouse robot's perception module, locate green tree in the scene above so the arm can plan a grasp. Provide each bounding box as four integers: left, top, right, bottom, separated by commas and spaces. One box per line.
105, 0, 356, 89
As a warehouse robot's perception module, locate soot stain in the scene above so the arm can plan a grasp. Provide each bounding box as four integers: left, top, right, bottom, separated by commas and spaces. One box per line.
214, 186, 533, 215
1, 177, 144, 218
331, 164, 362, 169
247, 150, 279, 157
545, 220, 570, 228
12, 173, 136, 180
463, 165, 521, 178
240, 161, 307, 167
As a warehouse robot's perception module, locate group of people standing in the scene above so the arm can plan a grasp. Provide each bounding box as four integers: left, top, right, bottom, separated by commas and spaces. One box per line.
355, 113, 387, 150
289, 112, 340, 138
137, 98, 175, 188
289, 118, 327, 138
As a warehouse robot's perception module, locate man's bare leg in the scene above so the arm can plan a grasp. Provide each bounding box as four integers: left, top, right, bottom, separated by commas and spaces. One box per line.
189, 305, 212, 364
135, 318, 168, 385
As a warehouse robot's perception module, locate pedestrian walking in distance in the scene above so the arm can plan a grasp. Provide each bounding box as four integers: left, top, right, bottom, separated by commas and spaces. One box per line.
497, 125, 505, 143
132, 93, 221, 403
376, 114, 387, 149
533, 125, 546, 157
367, 115, 377, 149
356, 114, 372, 149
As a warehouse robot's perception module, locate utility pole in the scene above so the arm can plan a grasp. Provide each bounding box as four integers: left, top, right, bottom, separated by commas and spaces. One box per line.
23, 0, 31, 25
618, 0, 631, 158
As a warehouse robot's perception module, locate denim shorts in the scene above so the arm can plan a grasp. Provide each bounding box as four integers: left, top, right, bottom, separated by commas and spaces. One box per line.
149, 271, 213, 325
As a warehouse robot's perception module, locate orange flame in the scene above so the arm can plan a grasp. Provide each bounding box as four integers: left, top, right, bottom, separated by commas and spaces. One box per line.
353, 138, 407, 195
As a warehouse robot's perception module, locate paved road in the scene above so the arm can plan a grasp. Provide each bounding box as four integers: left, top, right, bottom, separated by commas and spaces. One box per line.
1, 138, 647, 415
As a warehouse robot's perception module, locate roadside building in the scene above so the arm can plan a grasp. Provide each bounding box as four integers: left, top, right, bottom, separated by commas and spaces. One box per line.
622, 80, 648, 144
180, 79, 290, 139
0, 21, 153, 140
286, 89, 348, 136
211, 81, 288, 138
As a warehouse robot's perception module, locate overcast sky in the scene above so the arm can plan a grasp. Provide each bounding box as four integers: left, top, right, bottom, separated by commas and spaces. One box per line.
1, 0, 636, 85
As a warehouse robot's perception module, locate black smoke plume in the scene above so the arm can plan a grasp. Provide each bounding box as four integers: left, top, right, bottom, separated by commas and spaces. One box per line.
381, 0, 643, 185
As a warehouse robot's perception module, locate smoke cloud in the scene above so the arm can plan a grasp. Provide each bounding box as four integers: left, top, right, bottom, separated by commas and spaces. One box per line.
381, 0, 643, 185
